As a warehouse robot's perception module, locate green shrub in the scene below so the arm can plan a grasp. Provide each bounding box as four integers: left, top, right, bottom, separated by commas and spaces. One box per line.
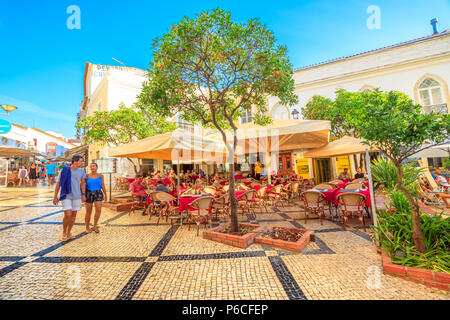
372, 210, 450, 273
371, 157, 423, 199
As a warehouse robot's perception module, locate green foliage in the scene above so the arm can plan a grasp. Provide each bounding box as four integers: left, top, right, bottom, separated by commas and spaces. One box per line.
386, 189, 411, 213
443, 157, 450, 169
303, 89, 450, 157
137, 8, 298, 134
371, 157, 423, 200
372, 210, 450, 273
302, 92, 356, 138
76, 102, 176, 146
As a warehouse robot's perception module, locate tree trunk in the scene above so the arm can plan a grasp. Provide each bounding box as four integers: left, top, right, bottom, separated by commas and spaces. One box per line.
359, 153, 365, 171
229, 132, 239, 232
126, 157, 140, 175
395, 163, 427, 253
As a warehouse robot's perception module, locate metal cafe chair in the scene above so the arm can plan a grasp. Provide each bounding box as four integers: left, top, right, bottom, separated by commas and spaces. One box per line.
187, 196, 215, 236
336, 192, 367, 232
212, 193, 230, 221
237, 189, 255, 219
301, 190, 326, 225
154, 192, 179, 226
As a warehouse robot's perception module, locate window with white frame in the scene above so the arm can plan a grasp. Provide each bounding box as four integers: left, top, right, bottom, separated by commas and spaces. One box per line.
418, 78, 447, 114
271, 104, 289, 119
241, 107, 252, 124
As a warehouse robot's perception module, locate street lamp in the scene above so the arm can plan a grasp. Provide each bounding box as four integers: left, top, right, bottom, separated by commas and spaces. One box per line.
291, 108, 299, 119
0, 104, 18, 116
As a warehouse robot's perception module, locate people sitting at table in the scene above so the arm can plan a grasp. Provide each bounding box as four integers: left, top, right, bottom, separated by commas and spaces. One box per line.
354, 168, 368, 180
338, 168, 352, 180
431, 169, 450, 188
129, 175, 148, 216
195, 175, 206, 185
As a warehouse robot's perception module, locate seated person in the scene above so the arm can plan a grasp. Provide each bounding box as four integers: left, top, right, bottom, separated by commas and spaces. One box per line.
431, 170, 449, 188
129, 175, 148, 215
354, 168, 367, 180
213, 173, 220, 183
155, 180, 169, 193
195, 175, 206, 185
338, 168, 352, 180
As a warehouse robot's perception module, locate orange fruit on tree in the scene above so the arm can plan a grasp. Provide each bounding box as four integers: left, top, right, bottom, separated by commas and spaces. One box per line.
274, 71, 279, 76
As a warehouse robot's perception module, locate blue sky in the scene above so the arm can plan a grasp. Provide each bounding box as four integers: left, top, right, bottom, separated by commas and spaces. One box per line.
1, 0, 449, 138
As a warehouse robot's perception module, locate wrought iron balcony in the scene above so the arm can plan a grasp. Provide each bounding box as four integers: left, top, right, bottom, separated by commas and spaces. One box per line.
422, 103, 448, 115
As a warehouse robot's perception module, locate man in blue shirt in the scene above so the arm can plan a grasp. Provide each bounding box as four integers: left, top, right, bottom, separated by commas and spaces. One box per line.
53, 155, 86, 241
45, 161, 57, 186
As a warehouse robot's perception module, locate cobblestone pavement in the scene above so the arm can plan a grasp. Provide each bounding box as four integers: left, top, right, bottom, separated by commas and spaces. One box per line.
0, 186, 448, 300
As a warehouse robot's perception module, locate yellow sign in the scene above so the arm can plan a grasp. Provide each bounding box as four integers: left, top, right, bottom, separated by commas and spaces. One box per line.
296, 158, 310, 179
336, 155, 352, 177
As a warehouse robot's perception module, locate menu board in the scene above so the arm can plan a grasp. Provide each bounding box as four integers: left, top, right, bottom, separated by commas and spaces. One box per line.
94, 159, 116, 174
295, 158, 310, 179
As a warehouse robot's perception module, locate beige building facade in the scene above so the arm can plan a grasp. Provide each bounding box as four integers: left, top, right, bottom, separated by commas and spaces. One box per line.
262, 29, 450, 182
79, 29, 449, 183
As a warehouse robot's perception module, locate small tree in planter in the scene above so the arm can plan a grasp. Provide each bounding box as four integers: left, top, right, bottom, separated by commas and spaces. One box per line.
137, 8, 298, 232
347, 90, 449, 253
76, 102, 176, 174
303, 88, 449, 253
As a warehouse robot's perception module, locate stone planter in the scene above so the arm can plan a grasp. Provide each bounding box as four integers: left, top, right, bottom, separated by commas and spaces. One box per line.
203, 223, 266, 249
381, 251, 449, 291
103, 200, 136, 212
254, 226, 314, 253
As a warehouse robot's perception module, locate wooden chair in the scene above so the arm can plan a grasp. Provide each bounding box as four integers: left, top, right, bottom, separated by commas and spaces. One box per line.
236, 183, 250, 191
223, 185, 230, 193
314, 184, 334, 190
188, 196, 215, 236
329, 179, 343, 184
129, 194, 148, 216
237, 190, 255, 219
336, 192, 367, 231
181, 188, 196, 195
353, 178, 366, 183
301, 190, 326, 225
289, 182, 300, 202
154, 192, 179, 226
266, 184, 284, 207
203, 186, 217, 196
345, 182, 365, 190
279, 183, 293, 204
6, 173, 18, 187
212, 193, 230, 221
146, 191, 164, 219
419, 185, 445, 207
252, 186, 269, 213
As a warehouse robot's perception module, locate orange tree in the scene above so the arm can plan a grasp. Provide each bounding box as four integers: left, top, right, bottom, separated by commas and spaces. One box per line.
305, 88, 449, 253
137, 8, 298, 232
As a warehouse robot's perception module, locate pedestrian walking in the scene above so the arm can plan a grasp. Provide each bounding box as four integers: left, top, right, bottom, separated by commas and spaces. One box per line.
18, 165, 28, 187
45, 161, 57, 186
85, 162, 107, 234
53, 155, 86, 241
28, 163, 38, 187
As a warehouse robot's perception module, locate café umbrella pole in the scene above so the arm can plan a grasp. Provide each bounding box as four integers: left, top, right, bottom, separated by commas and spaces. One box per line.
365, 148, 377, 228
177, 149, 182, 228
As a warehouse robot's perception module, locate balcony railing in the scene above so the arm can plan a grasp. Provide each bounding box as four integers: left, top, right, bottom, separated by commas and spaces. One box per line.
423, 103, 448, 115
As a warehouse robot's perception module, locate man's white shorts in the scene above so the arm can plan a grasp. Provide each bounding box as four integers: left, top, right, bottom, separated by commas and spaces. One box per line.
61, 199, 82, 212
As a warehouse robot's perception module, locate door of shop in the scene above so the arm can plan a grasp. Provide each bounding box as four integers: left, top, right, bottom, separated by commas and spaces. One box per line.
313, 158, 331, 184
278, 153, 293, 176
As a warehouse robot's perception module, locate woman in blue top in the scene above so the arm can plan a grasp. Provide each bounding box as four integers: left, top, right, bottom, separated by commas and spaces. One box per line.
85, 163, 107, 233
